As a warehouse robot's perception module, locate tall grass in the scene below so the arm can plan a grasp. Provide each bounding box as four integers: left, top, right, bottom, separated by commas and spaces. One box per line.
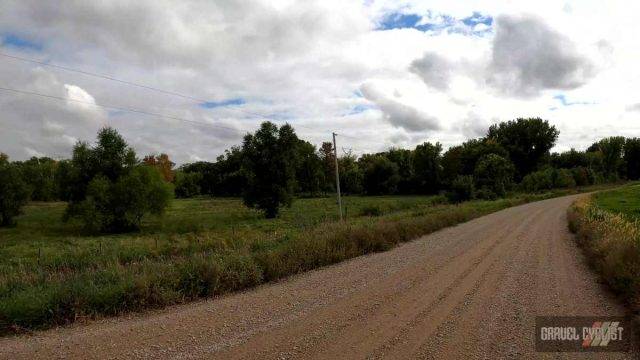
0, 186, 618, 333
568, 196, 640, 301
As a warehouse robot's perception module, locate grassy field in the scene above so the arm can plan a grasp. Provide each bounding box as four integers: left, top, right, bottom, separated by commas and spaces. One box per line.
568, 183, 640, 315
0, 186, 617, 333
593, 184, 640, 220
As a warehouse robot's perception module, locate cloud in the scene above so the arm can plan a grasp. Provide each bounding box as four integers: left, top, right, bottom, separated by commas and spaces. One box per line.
487, 14, 594, 97
360, 83, 440, 132
409, 51, 454, 90
626, 103, 640, 112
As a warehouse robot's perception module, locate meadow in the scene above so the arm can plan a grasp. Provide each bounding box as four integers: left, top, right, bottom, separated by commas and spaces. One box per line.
0, 187, 615, 333
568, 184, 640, 317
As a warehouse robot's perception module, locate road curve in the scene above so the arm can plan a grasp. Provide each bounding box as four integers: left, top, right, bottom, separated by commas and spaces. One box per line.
0, 194, 635, 359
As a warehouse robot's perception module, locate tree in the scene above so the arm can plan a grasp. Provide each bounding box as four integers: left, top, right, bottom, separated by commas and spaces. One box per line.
319, 142, 336, 192
0, 160, 31, 227
241, 122, 299, 218
361, 155, 400, 195
624, 138, 640, 180
550, 149, 589, 169
295, 140, 324, 196
487, 118, 559, 179
474, 154, 515, 198
15, 157, 58, 201
412, 142, 442, 194
174, 171, 202, 198
442, 145, 464, 185
458, 138, 509, 176
338, 152, 363, 194
64, 127, 173, 232
385, 148, 414, 194
589, 137, 626, 179
143, 153, 175, 182
446, 175, 475, 203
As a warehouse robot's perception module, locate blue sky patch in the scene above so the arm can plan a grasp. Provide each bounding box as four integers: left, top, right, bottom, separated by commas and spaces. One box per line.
1, 33, 43, 51
378, 13, 421, 30
200, 98, 246, 109
376, 11, 492, 36
553, 94, 595, 107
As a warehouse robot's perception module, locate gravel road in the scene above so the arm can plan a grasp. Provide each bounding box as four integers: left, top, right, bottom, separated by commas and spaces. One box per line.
1, 194, 636, 359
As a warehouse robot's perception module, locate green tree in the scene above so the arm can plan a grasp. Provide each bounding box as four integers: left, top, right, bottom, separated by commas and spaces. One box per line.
16, 157, 58, 201
361, 155, 400, 195
474, 154, 515, 198
487, 118, 559, 179
412, 142, 442, 194
174, 171, 202, 198
589, 136, 626, 179
241, 122, 299, 218
385, 148, 414, 194
338, 152, 363, 194
0, 159, 31, 227
624, 138, 640, 180
64, 127, 172, 232
295, 140, 324, 196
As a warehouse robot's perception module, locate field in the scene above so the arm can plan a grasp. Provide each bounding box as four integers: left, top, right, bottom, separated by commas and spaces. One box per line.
593, 184, 640, 219
568, 184, 640, 312
0, 187, 616, 333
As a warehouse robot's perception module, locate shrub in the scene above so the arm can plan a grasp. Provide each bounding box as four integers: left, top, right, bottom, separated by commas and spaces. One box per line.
446, 175, 475, 203
64, 128, 173, 233
359, 205, 382, 216
553, 168, 576, 188
520, 169, 554, 193
473, 154, 514, 197
571, 166, 591, 187
0, 161, 31, 227
174, 171, 202, 198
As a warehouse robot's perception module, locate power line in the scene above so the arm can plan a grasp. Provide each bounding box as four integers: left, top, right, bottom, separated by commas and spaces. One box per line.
0, 51, 359, 136
0, 86, 247, 134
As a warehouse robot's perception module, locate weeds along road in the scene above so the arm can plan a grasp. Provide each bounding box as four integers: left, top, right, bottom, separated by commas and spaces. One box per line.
1, 194, 636, 359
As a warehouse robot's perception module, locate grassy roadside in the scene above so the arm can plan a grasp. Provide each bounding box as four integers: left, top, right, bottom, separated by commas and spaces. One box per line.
567, 184, 640, 315
0, 184, 620, 334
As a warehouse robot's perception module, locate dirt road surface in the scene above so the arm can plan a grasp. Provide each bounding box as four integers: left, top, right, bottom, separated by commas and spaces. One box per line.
1, 194, 636, 359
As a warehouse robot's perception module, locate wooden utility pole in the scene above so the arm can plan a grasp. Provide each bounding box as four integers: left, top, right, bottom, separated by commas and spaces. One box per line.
332, 132, 343, 220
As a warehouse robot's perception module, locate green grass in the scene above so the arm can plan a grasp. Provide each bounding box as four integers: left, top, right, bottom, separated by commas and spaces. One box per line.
594, 184, 640, 220
0, 186, 618, 333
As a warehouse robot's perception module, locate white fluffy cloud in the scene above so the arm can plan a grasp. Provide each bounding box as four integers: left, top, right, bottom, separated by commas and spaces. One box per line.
1, 0, 640, 163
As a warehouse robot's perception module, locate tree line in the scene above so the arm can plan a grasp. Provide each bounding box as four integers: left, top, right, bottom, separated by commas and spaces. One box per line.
1, 118, 639, 231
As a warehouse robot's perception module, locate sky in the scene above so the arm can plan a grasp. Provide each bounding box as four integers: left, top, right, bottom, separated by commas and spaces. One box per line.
1, 0, 640, 164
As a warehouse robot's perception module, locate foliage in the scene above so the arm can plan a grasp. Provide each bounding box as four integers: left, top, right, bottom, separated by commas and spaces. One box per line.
338, 153, 363, 195
473, 154, 515, 198
295, 140, 324, 196
241, 122, 299, 218
487, 118, 559, 179
0, 190, 587, 333
412, 142, 442, 194
624, 138, 640, 180
553, 168, 576, 188
143, 153, 175, 182
0, 160, 30, 227
589, 136, 626, 177
64, 128, 172, 233
174, 171, 202, 198
446, 175, 475, 203
361, 155, 400, 195
14, 157, 58, 201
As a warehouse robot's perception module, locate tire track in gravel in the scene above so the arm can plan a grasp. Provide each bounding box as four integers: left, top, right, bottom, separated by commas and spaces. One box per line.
0, 194, 635, 359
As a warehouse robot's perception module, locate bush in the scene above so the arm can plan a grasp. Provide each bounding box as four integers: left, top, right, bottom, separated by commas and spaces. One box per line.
359, 205, 382, 216
446, 175, 475, 203
473, 154, 514, 198
174, 171, 202, 198
64, 128, 173, 233
0, 162, 31, 227
553, 168, 576, 188
571, 167, 591, 187
520, 169, 554, 193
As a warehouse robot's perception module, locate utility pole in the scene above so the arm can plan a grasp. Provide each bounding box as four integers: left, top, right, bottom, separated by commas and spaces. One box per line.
332, 132, 343, 220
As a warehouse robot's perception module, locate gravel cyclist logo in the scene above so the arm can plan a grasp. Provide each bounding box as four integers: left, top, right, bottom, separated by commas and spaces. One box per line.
536, 316, 632, 352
